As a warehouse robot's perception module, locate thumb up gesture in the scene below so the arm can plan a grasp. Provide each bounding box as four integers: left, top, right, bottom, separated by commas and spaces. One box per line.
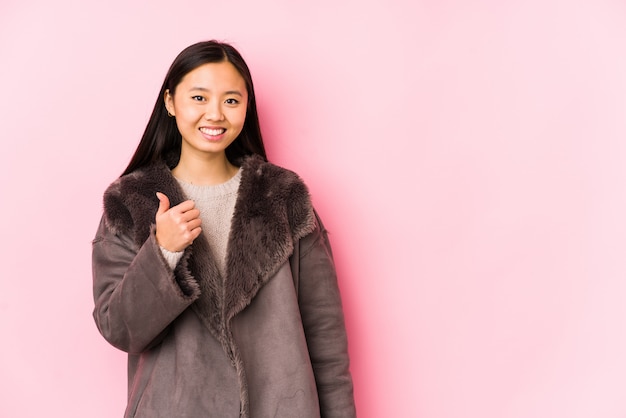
155, 192, 202, 252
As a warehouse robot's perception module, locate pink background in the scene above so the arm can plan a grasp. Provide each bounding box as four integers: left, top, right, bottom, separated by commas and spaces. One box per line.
2, 0, 626, 417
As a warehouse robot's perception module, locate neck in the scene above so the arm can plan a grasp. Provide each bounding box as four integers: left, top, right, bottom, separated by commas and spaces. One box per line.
172, 150, 238, 185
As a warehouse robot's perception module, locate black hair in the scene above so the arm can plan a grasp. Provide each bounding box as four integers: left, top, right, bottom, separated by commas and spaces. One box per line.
122, 40, 267, 176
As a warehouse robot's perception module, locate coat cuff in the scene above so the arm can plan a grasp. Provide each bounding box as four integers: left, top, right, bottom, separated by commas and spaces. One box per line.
160, 245, 184, 270
149, 224, 200, 299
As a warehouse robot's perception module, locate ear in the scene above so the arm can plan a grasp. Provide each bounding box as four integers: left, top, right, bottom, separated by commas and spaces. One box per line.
164, 89, 175, 116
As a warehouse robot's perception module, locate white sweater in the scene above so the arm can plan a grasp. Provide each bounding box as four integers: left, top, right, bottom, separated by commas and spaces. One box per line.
160, 169, 242, 276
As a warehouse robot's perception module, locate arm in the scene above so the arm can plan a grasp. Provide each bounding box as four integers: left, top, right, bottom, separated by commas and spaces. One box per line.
297, 214, 356, 418
92, 217, 200, 354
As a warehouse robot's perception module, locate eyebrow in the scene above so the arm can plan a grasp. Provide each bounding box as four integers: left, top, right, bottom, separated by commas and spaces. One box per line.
189, 87, 243, 96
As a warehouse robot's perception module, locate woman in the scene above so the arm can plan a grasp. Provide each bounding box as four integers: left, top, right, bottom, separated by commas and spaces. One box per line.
92, 40, 356, 417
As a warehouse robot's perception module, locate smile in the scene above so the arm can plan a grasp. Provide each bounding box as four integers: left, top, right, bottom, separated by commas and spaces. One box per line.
200, 127, 225, 136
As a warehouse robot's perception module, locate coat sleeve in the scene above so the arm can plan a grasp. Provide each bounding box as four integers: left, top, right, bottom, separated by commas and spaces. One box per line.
92, 216, 200, 354
296, 213, 356, 418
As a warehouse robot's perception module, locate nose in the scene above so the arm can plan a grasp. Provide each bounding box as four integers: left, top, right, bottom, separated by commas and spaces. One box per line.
204, 101, 224, 121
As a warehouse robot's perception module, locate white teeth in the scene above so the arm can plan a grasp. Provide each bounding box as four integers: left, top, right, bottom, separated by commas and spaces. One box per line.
200, 128, 225, 136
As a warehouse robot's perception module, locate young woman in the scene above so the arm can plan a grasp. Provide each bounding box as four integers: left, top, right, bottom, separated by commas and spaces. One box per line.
91, 40, 356, 418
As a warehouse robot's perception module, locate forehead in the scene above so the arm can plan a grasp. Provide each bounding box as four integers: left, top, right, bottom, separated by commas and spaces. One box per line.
178, 61, 247, 92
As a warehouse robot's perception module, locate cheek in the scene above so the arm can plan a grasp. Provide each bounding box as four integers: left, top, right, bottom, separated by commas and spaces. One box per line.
239, 105, 249, 125
239, 111, 248, 127
175, 107, 201, 125
231, 108, 248, 129
174, 109, 198, 133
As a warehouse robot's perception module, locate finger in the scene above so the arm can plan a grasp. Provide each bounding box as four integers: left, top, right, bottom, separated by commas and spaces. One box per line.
180, 208, 201, 222
177, 219, 202, 238
156, 192, 170, 216
179, 225, 202, 247
186, 218, 202, 230
172, 199, 196, 213
190, 226, 202, 241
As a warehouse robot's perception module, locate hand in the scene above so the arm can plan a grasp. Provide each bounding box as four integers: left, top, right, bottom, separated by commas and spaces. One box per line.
155, 192, 202, 252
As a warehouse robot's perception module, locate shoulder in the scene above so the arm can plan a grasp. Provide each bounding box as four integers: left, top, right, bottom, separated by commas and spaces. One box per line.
239, 155, 316, 241
240, 155, 307, 188
240, 155, 311, 204
104, 161, 173, 202
101, 161, 180, 244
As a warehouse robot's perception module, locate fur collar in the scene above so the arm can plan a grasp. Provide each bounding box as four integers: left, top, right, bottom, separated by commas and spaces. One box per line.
102, 154, 316, 341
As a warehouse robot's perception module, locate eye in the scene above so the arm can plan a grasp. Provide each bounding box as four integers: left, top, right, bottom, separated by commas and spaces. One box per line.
225, 98, 239, 105
192, 95, 205, 102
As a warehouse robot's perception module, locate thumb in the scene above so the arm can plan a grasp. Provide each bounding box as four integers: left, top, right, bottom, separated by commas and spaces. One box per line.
156, 192, 170, 216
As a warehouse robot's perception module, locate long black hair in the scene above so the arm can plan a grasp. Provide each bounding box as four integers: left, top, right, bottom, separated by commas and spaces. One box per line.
122, 40, 267, 176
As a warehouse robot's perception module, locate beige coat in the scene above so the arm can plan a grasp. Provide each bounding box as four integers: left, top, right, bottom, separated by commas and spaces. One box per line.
92, 155, 355, 417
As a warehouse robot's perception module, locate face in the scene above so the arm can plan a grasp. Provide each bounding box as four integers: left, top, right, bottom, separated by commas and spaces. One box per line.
164, 61, 248, 160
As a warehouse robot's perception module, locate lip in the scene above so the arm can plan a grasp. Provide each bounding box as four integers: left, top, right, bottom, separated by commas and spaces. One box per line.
199, 126, 227, 141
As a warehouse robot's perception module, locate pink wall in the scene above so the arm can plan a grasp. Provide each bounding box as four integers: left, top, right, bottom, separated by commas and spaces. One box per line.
2, 0, 626, 416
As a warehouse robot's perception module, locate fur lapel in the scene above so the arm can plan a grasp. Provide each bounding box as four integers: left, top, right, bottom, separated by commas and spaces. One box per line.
102, 154, 316, 339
